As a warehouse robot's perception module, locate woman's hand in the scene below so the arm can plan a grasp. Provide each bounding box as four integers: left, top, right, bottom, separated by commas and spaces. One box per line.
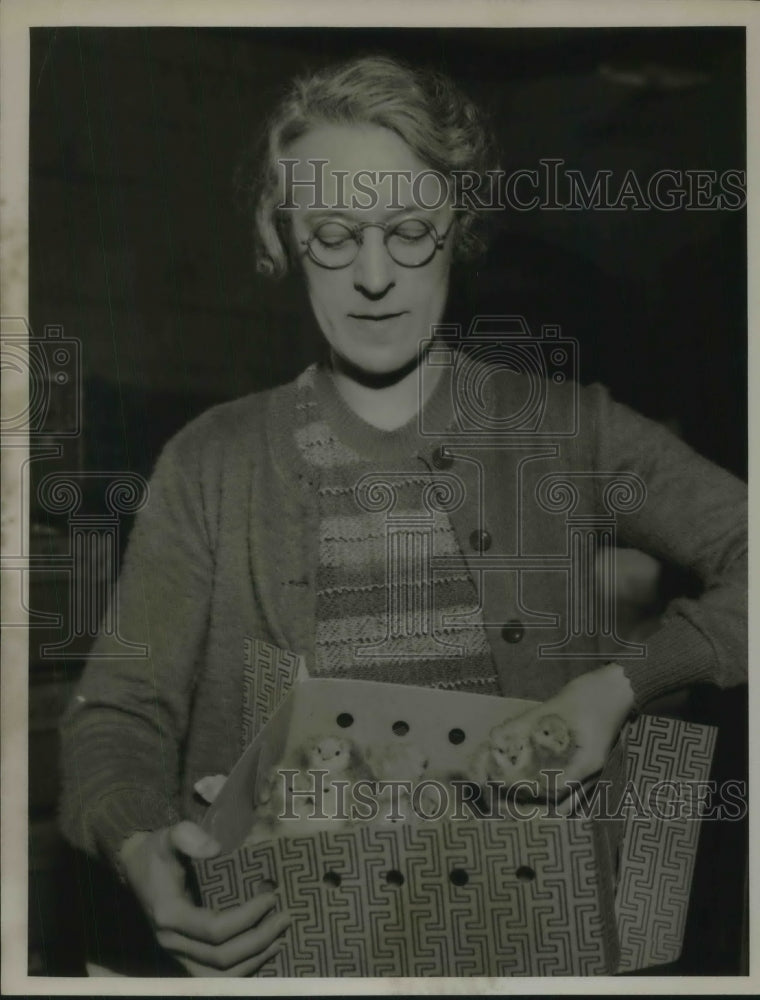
118, 820, 291, 977
539, 662, 634, 794
497, 663, 635, 806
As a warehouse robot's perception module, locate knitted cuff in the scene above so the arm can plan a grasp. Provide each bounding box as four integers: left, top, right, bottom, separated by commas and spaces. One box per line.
85, 786, 182, 880
620, 615, 716, 710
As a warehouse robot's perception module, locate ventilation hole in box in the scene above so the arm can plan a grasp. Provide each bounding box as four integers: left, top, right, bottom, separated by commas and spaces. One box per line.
516, 865, 536, 882
392, 720, 410, 737
336, 713, 354, 728
449, 868, 469, 887
385, 870, 405, 887
323, 871, 341, 888
448, 728, 466, 745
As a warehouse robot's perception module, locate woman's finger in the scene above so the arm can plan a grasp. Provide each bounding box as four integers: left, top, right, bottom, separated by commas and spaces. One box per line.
157, 909, 291, 970
531, 745, 603, 801
553, 775, 600, 816
193, 774, 228, 805
178, 937, 286, 978
551, 766, 605, 811
155, 891, 279, 944
168, 820, 220, 859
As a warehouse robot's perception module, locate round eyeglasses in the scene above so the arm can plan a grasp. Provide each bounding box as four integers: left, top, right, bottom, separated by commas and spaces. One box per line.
299, 217, 456, 270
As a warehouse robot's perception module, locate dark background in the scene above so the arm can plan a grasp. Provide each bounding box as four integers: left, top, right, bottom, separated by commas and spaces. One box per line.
29, 26, 747, 481
27, 26, 747, 976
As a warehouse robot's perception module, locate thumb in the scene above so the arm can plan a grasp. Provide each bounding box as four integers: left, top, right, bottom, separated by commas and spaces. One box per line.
194, 773, 228, 804
167, 820, 221, 860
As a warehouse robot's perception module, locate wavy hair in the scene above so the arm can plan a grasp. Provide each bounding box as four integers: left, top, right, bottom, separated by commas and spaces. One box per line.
239, 55, 498, 278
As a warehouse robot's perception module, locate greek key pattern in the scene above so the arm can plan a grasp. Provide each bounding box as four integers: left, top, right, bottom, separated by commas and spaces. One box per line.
195, 817, 618, 976
241, 638, 303, 748
614, 715, 717, 972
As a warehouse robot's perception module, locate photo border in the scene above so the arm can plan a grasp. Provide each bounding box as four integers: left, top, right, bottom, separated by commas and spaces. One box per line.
2, 0, 757, 994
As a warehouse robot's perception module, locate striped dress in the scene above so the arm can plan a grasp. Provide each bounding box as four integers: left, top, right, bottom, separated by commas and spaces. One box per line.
294, 363, 499, 694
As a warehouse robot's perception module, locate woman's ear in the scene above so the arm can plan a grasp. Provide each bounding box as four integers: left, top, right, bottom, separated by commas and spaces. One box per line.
452, 208, 489, 262
277, 211, 298, 271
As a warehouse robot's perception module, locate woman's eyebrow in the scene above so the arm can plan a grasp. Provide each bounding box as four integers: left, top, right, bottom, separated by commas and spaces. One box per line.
302, 209, 349, 223
302, 206, 434, 223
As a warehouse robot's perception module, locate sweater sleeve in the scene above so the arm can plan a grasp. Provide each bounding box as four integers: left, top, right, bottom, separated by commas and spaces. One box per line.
585, 382, 747, 708
58, 424, 216, 873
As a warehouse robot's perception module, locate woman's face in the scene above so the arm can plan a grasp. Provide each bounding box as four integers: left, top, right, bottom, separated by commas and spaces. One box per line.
284, 123, 455, 377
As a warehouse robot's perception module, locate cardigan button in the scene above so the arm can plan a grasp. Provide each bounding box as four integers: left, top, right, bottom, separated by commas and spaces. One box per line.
469, 529, 492, 552
501, 621, 525, 644
432, 445, 454, 470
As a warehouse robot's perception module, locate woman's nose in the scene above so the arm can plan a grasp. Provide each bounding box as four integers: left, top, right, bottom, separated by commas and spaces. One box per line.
352, 228, 396, 297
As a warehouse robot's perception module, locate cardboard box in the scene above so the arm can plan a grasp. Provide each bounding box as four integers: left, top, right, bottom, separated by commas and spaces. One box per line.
193, 678, 633, 976
613, 714, 718, 972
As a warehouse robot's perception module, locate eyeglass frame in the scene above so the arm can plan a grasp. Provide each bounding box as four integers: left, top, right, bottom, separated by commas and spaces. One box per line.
297, 215, 457, 270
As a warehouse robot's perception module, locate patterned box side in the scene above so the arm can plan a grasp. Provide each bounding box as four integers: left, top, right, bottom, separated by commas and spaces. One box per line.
241, 637, 303, 748
196, 816, 618, 977
614, 715, 717, 972
589, 729, 628, 973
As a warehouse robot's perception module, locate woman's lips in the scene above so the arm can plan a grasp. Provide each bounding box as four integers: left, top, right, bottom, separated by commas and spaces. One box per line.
348, 311, 407, 321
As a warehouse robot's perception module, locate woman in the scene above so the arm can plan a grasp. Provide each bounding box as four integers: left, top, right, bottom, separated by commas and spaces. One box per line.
59, 55, 747, 977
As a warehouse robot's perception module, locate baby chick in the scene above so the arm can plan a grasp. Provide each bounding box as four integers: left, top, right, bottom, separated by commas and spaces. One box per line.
481, 724, 536, 784
366, 742, 438, 825
466, 713, 580, 807
530, 714, 577, 765
247, 734, 370, 842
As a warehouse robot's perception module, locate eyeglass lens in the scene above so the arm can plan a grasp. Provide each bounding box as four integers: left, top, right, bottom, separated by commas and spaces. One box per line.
307, 219, 440, 268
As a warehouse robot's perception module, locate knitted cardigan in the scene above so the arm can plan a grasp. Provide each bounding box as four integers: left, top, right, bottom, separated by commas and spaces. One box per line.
58, 365, 747, 869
